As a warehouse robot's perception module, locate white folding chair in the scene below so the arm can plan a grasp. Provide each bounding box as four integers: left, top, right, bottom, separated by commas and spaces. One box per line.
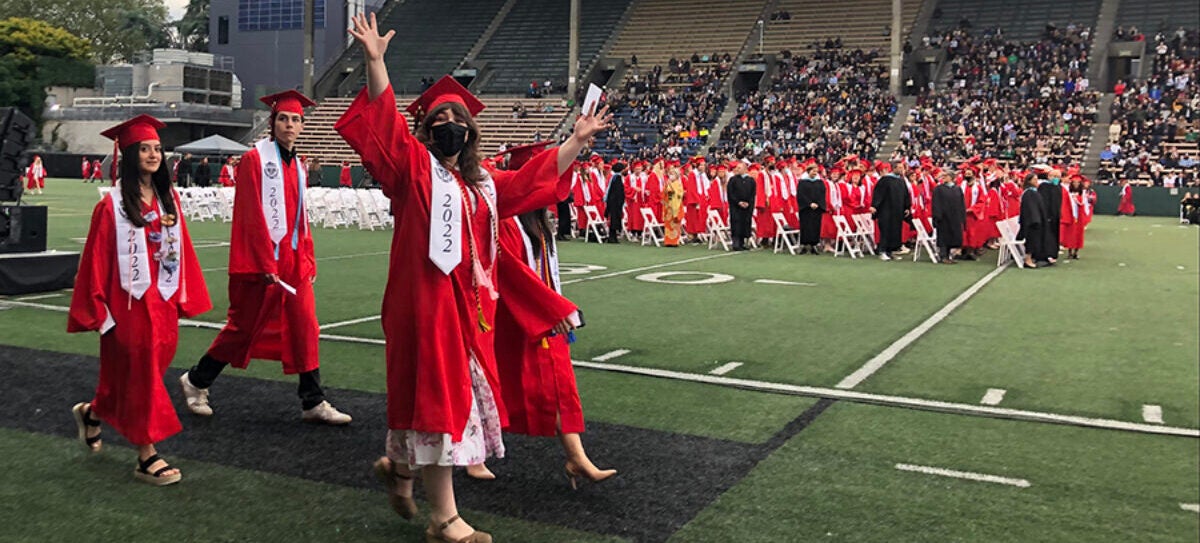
218, 187, 236, 222
641, 207, 663, 247
851, 213, 877, 255
369, 189, 394, 228
355, 189, 385, 231
832, 215, 863, 258
583, 205, 608, 243
706, 208, 731, 251
323, 190, 349, 228
912, 220, 939, 263
996, 217, 1025, 268
772, 212, 802, 255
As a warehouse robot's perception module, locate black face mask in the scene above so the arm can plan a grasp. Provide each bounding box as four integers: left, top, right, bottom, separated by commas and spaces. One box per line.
431, 122, 469, 158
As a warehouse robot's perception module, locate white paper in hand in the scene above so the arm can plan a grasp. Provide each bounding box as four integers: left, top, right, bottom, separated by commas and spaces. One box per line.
277, 280, 298, 296
582, 84, 603, 117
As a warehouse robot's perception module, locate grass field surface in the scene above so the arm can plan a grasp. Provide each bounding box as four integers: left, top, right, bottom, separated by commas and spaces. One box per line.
1, 179, 1196, 542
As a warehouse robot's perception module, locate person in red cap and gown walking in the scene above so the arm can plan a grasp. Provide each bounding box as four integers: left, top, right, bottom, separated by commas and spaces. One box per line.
335, 13, 611, 543
180, 89, 352, 426
68, 114, 212, 486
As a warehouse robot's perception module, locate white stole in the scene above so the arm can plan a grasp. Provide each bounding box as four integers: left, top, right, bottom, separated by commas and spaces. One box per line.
428, 152, 497, 280
110, 185, 181, 302
256, 138, 306, 254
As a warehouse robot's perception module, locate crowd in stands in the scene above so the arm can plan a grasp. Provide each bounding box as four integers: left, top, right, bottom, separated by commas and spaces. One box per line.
896, 24, 1099, 167
594, 54, 731, 159
715, 47, 897, 165
1102, 28, 1200, 186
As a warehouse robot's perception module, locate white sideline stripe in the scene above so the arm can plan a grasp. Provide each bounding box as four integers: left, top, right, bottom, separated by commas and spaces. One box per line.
192, 242, 231, 249
895, 463, 1031, 488
1181, 503, 1200, 513
561, 252, 738, 286
836, 265, 1008, 390
591, 349, 630, 362
754, 279, 817, 286
568, 359, 1200, 439
15, 294, 62, 301
980, 388, 1007, 406
319, 315, 380, 330
201, 250, 391, 272
4, 299, 1198, 439
1142, 405, 1164, 424
710, 362, 743, 375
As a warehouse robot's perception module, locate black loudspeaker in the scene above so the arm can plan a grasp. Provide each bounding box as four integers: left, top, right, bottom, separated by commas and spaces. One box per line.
0, 205, 47, 254
0, 108, 35, 202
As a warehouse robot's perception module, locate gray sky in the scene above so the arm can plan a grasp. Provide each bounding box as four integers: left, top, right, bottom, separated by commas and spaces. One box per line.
164, 0, 188, 20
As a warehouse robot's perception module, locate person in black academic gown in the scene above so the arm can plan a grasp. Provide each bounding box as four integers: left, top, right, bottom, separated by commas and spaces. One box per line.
1018, 173, 1048, 268
795, 163, 826, 254
726, 160, 757, 251
1036, 169, 1063, 263
871, 161, 913, 260
604, 162, 626, 243
931, 171, 966, 264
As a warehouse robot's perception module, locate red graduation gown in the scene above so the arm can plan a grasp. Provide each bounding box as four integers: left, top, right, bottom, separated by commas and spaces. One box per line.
495, 219, 584, 436
707, 176, 728, 221
754, 171, 776, 239
339, 165, 353, 187
820, 180, 840, 239
625, 174, 644, 231
67, 192, 211, 445
646, 172, 664, 221
963, 183, 987, 249
335, 85, 570, 441
219, 165, 235, 187
684, 170, 707, 235
1118, 185, 1136, 215
205, 146, 320, 375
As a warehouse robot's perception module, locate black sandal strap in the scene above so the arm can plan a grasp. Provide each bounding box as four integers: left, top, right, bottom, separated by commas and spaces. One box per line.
138, 454, 162, 473
82, 406, 101, 427
86, 435, 102, 446
152, 465, 175, 477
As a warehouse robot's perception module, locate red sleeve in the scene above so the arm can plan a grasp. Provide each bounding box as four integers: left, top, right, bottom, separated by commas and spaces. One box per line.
496, 224, 577, 337
227, 150, 277, 276
67, 199, 114, 333
334, 85, 428, 200
755, 173, 767, 209
176, 191, 213, 317
492, 148, 572, 218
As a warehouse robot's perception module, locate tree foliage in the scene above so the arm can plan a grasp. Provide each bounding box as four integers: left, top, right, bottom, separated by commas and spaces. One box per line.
0, 17, 95, 127
175, 0, 210, 52
0, 0, 170, 62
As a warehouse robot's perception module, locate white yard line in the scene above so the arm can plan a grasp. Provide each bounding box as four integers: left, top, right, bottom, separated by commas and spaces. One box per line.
1142, 405, 1164, 424
1181, 503, 1200, 513
560, 252, 738, 286
894, 463, 1031, 488
754, 279, 818, 286
4, 298, 1198, 439
710, 362, 743, 375
14, 293, 62, 301
202, 250, 391, 272
980, 388, 1007, 406
192, 242, 231, 249
591, 349, 631, 362
835, 265, 1008, 390
319, 315, 381, 330
569, 359, 1200, 438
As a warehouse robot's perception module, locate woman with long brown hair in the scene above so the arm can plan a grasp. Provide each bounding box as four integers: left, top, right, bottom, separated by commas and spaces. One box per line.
336, 13, 611, 543
67, 115, 211, 486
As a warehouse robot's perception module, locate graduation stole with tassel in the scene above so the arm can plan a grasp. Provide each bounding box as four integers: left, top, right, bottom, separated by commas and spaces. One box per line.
110, 183, 182, 308
428, 152, 498, 332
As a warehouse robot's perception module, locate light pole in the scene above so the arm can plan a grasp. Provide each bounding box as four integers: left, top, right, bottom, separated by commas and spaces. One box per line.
758, 20, 764, 58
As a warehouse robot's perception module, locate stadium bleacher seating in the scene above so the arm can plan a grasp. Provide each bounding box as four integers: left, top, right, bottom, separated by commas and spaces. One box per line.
376, 0, 506, 95
475, 0, 633, 94
926, 0, 1101, 41
761, 0, 921, 60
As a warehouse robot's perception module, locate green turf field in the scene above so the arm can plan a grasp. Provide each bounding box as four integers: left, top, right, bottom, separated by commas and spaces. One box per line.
1, 179, 1197, 542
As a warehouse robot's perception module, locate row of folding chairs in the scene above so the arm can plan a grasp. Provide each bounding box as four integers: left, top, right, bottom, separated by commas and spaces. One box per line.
176, 187, 234, 223
305, 187, 393, 231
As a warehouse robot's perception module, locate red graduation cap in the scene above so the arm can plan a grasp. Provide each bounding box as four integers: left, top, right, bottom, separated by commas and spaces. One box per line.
260, 89, 316, 115
100, 114, 166, 146
406, 75, 485, 121
497, 141, 552, 170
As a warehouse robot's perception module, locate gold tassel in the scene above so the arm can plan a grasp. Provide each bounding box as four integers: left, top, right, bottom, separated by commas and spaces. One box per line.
477, 307, 491, 333
541, 337, 549, 349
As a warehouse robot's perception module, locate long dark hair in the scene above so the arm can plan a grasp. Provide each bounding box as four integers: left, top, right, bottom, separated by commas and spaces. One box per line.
119, 143, 176, 227
415, 102, 484, 185
518, 208, 555, 257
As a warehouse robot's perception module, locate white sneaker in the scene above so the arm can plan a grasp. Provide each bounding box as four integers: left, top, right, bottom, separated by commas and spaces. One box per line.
880, 253, 892, 261
894, 246, 912, 255
302, 401, 352, 425
179, 372, 212, 416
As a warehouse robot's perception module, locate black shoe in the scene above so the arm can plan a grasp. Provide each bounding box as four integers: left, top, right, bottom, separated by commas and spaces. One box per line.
959, 254, 977, 261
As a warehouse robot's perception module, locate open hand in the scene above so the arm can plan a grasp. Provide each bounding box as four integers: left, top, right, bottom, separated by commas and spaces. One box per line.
572, 104, 613, 143
348, 12, 394, 61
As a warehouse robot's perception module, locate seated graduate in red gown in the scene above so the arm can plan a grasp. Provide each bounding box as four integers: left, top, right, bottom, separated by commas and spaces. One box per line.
68, 115, 212, 486
180, 90, 352, 426
467, 145, 616, 487
333, 14, 611, 542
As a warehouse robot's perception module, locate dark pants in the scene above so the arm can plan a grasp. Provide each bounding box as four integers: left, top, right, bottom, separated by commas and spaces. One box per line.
189, 354, 326, 410
730, 209, 752, 249
606, 211, 623, 242
938, 244, 956, 260
556, 201, 573, 238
